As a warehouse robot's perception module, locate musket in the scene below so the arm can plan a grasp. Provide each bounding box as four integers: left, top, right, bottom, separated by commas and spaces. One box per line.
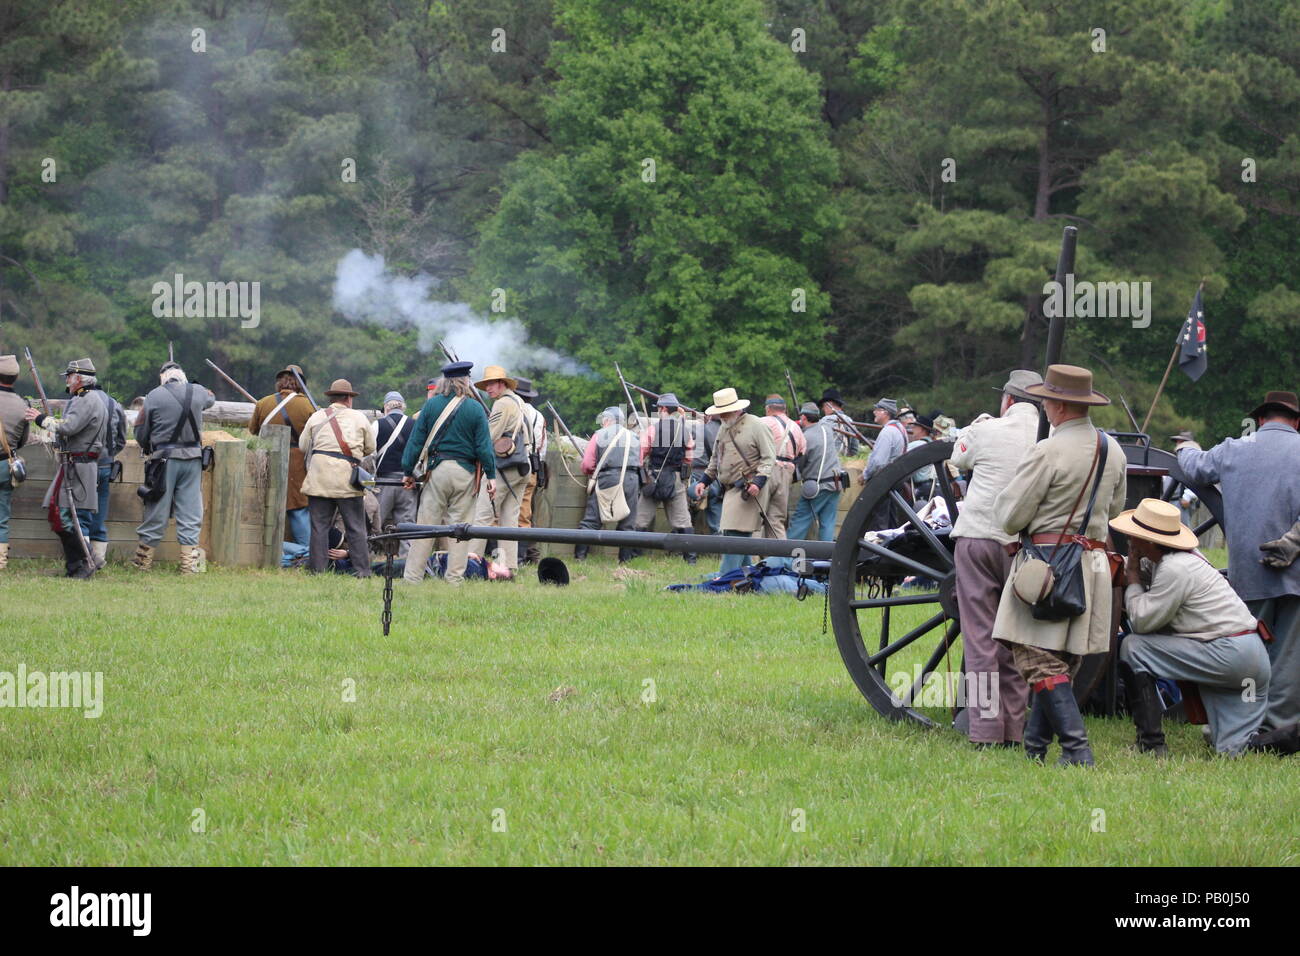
25, 347, 95, 572
544, 400, 587, 486
1119, 396, 1141, 433
623, 380, 702, 416
848, 419, 884, 431
23, 347, 51, 415
291, 366, 319, 411
784, 368, 800, 412
612, 362, 646, 431
544, 400, 585, 446
168, 341, 175, 364
204, 358, 258, 403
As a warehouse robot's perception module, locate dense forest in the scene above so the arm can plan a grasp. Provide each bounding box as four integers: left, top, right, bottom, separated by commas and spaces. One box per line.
2, 0, 1297, 439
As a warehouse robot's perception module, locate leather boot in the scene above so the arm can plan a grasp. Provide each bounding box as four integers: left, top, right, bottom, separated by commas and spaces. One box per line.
522, 545, 541, 566
673, 527, 697, 564
1036, 678, 1095, 766
59, 532, 95, 579
1247, 722, 1300, 755
618, 547, 636, 564
91, 540, 108, 570
132, 542, 155, 570
1120, 661, 1169, 756
1023, 699, 1052, 763
0, 541, 8, 570
573, 544, 589, 561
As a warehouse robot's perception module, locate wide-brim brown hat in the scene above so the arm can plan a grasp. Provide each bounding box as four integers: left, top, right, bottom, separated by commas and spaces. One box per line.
474, 364, 517, 390
1109, 498, 1199, 550
324, 378, 359, 398
276, 364, 306, 382
705, 387, 750, 415
1248, 391, 1300, 420
1022, 364, 1110, 406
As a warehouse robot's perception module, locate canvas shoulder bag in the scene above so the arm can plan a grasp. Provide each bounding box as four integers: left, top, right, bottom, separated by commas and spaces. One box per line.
588, 428, 633, 523
1013, 432, 1109, 621
411, 397, 465, 481
492, 394, 531, 474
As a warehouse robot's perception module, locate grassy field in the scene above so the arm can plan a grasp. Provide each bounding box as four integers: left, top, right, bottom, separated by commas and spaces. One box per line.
1, 548, 1295, 866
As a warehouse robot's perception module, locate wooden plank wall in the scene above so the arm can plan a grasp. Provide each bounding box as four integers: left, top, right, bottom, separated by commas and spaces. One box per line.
7, 428, 289, 567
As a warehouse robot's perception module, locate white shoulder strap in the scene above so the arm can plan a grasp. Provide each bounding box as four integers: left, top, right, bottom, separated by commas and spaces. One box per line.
415, 398, 464, 471
375, 413, 408, 463
258, 391, 298, 438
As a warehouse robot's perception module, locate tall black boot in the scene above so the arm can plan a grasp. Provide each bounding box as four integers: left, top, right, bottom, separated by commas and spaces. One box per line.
618, 547, 636, 564
1119, 661, 1169, 756
1023, 698, 1052, 763
58, 531, 94, 579
1037, 678, 1095, 767
673, 527, 697, 564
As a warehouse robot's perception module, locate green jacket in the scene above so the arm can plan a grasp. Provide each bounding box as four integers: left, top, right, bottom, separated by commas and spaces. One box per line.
401, 393, 496, 479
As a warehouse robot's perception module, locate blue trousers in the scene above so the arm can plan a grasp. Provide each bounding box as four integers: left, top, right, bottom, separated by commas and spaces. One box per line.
718, 530, 752, 575
286, 506, 310, 546
86, 464, 113, 542
0, 461, 11, 543
137, 457, 204, 547
788, 489, 840, 542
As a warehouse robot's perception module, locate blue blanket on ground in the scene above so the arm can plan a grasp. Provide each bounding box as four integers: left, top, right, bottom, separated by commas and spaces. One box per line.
667, 559, 828, 595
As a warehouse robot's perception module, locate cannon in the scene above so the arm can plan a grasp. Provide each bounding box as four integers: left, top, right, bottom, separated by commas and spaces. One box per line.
370, 227, 1229, 729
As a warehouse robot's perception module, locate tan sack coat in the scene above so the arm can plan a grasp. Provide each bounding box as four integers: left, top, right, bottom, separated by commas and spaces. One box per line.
299, 403, 376, 499
706, 413, 776, 533
990, 417, 1127, 655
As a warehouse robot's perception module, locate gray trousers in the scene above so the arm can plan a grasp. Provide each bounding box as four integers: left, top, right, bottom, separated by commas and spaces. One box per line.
307, 495, 371, 577
374, 481, 418, 556
1121, 632, 1270, 755
137, 457, 204, 547
955, 537, 1029, 743
579, 470, 640, 533
1247, 596, 1300, 732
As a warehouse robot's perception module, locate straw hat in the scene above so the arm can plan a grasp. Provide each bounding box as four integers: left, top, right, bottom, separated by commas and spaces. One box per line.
1022, 364, 1110, 406
705, 387, 750, 415
324, 378, 359, 397
1109, 498, 1199, 550
474, 365, 517, 390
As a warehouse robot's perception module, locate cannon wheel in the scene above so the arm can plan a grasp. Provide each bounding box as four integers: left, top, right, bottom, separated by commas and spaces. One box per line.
829, 439, 1116, 727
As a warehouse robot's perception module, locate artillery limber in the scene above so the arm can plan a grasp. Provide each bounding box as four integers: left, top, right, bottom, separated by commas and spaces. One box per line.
370, 227, 1230, 730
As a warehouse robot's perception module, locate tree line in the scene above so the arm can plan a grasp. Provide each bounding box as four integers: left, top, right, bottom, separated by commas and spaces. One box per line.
1, 0, 1296, 439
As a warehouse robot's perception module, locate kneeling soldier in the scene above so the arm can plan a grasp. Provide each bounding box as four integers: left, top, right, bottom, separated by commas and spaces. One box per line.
1113, 498, 1271, 756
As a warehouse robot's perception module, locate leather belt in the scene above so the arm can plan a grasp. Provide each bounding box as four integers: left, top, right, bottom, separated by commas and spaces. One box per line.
64, 451, 100, 462
777, 456, 796, 463
1006, 533, 1108, 557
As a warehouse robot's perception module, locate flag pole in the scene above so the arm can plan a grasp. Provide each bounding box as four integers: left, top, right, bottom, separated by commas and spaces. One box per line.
1140, 279, 1204, 434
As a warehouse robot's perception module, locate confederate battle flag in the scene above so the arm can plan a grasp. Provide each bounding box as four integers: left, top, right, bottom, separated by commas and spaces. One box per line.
1177, 286, 1207, 382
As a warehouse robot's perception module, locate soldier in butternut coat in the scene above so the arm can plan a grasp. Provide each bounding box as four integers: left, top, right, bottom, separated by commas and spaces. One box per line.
249, 364, 315, 547
299, 379, 376, 576
991, 365, 1127, 766
694, 387, 775, 575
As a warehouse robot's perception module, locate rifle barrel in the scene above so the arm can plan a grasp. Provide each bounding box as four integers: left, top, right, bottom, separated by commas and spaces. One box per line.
23, 348, 51, 415
204, 359, 259, 403
624, 380, 702, 416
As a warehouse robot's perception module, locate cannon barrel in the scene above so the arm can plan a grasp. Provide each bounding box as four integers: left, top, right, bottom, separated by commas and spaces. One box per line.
372, 523, 837, 560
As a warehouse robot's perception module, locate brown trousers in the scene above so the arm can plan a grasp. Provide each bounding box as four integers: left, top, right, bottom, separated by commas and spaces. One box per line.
1005, 642, 1081, 685
519, 472, 538, 527
955, 537, 1029, 742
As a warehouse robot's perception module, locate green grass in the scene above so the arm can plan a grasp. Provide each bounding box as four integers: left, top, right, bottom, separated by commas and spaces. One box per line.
0, 549, 1294, 866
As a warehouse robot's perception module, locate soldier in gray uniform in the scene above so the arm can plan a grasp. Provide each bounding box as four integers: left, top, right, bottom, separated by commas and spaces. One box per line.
0, 355, 31, 571
132, 362, 215, 573
24, 358, 108, 578
85, 377, 128, 569
575, 407, 642, 563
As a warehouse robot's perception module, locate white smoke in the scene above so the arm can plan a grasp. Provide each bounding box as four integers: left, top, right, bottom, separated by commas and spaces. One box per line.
331, 249, 585, 377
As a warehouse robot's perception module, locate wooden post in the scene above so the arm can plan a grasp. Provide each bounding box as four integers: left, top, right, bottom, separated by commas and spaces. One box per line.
261, 424, 290, 567
209, 440, 246, 566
